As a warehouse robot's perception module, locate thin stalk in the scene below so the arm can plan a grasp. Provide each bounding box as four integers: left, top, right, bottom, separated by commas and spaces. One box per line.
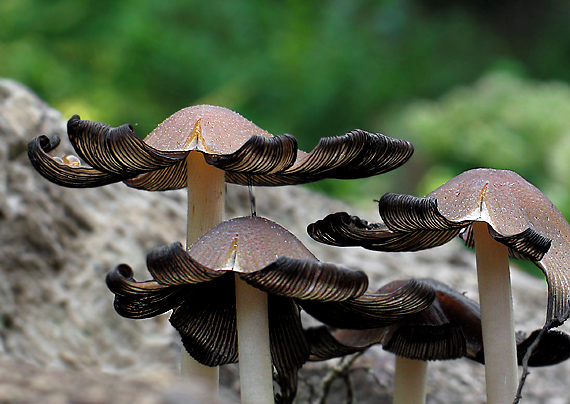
473, 221, 518, 404
392, 357, 428, 404
186, 151, 226, 246
183, 151, 226, 390
235, 274, 274, 404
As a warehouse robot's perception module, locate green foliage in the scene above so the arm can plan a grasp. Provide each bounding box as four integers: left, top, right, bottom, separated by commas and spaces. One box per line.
3, 0, 570, 215
0, 0, 518, 148
387, 71, 570, 217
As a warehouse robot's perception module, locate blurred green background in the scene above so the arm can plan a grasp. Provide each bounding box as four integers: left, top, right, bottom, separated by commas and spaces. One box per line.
3, 0, 570, 220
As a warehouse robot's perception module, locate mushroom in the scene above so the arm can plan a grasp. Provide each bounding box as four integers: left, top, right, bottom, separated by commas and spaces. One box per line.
27, 105, 414, 385
27, 105, 414, 192
306, 278, 472, 404
306, 278, 570, 404
308, 168, 570, 404
106, 215, 435, 403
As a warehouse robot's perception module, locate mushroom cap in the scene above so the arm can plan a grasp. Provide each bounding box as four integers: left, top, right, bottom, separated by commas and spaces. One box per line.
188, 215, 317, 273
143, 105, 273, 154
143, 215, 369, 302
298, 278, 437, 330
429, 168, 563, 241
430, 168, 570, 326
28, 107, 414, 190
306, 279, 570, 367
320, 279, 478, 361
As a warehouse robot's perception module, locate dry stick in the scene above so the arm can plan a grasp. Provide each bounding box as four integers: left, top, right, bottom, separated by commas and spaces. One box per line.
341, 371, 355, 404
351, 364, 384, 389
392, 357, 428, 404
183, 151, 226, 391
512, 325, 549, 404
473, 221, 518, 404
314, 352, 364, 404
302, 375, 317, 402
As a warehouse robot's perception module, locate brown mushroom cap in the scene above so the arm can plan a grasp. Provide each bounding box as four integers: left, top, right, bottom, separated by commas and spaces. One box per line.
144, 105, 273, 154
430, 169, 564, 240
298, 278, 436, 330
143, 215, 369, 302
320, 279, 478, 361
29, 105, 414, 190
188, 215, 317, 273
306, 279, 570, 367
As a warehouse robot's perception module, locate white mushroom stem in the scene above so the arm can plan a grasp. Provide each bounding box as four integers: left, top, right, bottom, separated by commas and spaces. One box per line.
473, 221, 518, 404
235, 274, 274, 404
182, 151, 226, 390
392, 357, 428, 404
186, 151, 226, 245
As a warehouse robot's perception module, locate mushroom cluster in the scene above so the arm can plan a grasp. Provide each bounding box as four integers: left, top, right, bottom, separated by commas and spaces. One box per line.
27, 103, 570, 403
28, 105, 421, 403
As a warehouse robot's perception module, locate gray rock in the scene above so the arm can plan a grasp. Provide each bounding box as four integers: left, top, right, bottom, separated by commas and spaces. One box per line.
0, 78, 568, 403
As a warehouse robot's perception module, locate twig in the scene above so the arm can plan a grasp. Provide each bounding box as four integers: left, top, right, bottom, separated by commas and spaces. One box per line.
341, 371, 354, 404
350, 365, 384, 390
313, 352, 364, 404
512, 325, 549, 404
297, 372, 317, 402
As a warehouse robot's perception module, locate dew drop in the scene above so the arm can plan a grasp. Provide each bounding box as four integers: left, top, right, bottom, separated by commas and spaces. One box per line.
64, 155, 81, 167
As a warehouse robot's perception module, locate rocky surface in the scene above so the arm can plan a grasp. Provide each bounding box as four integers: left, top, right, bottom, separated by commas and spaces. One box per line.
0, 78, 569, 403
